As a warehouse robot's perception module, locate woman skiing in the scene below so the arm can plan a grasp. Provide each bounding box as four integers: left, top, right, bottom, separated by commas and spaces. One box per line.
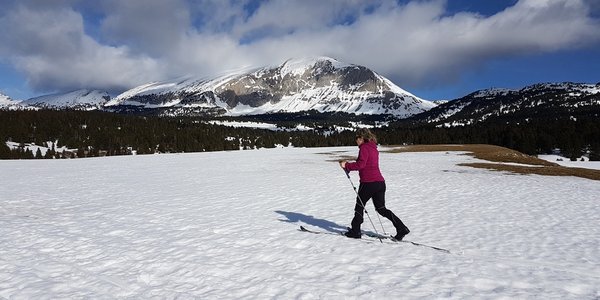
339, 128, 410, 240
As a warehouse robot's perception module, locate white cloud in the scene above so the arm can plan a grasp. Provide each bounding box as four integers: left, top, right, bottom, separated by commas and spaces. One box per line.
100, 0, 191, 57
0, 3, 162, 93
0, 0, 598, 96
232, 0, 375, 40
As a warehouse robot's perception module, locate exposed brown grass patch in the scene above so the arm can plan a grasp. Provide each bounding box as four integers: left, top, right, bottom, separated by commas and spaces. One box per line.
386, 144, 600, 181
459, 163, 600, 181
316, 151, 356, 162
387, 144, 556, 166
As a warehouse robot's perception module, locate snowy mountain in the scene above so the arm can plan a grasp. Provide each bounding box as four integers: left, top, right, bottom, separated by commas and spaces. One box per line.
0, 92, 14, 106
408, 82, 600, 126
6, 60, 596, 124
0, 92, 24, 110
106, 57, 437, 118
22, 89, 110, 110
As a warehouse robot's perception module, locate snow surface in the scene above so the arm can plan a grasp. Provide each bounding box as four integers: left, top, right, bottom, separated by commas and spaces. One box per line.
0, 93, 14, 106
526, 83, 600, 94
108, 81, 180, 105
205, 120, 319, 132
431, 103, 471, 124
205, 120, 388, 133
107, 68, 261, 107
224, 86, 422, 117
1, 148, 599, 298
472, 88, 513, 98
206, 120, 280, 130
538, 155, 600, 170
279, 57, 351, 77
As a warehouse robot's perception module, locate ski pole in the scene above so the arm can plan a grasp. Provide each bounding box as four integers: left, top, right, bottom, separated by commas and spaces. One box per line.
343, 169, 383, 243
343, 168, 387, 234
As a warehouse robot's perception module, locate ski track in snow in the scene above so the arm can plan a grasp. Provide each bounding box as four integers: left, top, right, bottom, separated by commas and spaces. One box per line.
1, 147, 599, 299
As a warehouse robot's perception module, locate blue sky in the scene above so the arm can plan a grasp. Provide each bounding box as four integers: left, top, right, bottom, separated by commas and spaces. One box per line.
0, 0, 599, 101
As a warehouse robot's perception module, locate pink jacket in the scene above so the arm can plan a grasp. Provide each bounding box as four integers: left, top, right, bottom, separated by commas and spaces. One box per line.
344, 141, 385, 183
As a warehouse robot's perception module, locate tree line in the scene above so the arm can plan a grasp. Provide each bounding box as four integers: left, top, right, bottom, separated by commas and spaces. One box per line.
1, 110, 598, 160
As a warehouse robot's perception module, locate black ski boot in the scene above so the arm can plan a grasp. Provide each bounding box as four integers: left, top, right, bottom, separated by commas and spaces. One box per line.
394, 227, 410, 241
344, 227, 361, 239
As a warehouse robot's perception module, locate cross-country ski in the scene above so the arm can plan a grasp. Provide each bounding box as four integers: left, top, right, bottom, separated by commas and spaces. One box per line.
300, 225, 451, 253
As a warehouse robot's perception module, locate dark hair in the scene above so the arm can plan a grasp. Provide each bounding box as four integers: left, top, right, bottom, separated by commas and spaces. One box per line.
355, 128, 377, 143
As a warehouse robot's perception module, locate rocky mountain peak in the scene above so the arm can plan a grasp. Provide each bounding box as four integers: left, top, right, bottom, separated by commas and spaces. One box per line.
104, 57, 435, 117
6, 58, 436, 117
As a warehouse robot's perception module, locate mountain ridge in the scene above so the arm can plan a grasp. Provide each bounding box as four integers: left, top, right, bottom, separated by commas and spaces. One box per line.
103, 57, 436, 117
3, 59, 599, 124
407, 82, 600, 126
0, 92, 26, 110
23, 89, 110, 109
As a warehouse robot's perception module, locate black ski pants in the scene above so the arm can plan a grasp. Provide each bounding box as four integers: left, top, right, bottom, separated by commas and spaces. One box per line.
350, 181, 409, 233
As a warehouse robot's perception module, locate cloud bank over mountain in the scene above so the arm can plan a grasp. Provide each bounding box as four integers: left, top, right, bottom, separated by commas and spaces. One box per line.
0, 0, 599, 96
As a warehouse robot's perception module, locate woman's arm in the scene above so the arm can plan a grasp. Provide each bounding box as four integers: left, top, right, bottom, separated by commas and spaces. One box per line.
344, 146, 369, 171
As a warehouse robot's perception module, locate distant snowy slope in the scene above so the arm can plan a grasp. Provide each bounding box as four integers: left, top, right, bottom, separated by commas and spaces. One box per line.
0, 92, 23, 109
23, 89, 110, 109
0, 147, 598, 298
410, 82, 600, 126
0, 92, 12, 105
108, 57, 436, 117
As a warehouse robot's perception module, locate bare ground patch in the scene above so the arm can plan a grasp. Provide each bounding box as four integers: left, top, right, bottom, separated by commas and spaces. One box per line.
458, 163, 600, 181
324, 155, 356, 162
316, 151, 356, 162
386, 144, 600, 181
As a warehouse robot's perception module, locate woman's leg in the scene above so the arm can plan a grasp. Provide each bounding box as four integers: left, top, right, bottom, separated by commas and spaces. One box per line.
372, 182, 410, 236
349, 183, 375, 233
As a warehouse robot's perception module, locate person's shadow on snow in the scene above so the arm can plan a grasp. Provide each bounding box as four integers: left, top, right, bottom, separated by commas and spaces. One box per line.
275, 210, 346, 233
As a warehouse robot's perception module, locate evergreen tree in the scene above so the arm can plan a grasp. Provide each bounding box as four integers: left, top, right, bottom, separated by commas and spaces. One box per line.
0, 143, 11, 159
24, 149, 34, 159
589, 144, 600, 161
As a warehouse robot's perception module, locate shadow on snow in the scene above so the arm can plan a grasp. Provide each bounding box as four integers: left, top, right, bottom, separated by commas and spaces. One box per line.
275, 210, 347, 233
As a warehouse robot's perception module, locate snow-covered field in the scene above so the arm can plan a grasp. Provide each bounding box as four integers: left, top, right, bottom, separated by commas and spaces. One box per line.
204, 120, 387, 132
539, 154, 600, 170
1, 147, 599, 299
